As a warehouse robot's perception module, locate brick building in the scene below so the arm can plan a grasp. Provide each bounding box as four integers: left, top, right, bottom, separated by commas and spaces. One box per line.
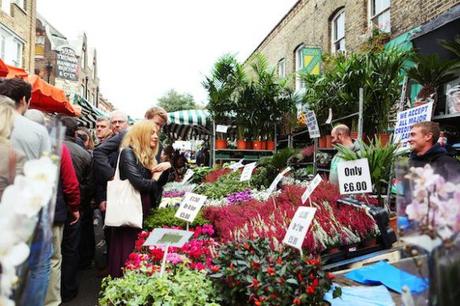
0, 0, 36, 71
247, 0, 460, 91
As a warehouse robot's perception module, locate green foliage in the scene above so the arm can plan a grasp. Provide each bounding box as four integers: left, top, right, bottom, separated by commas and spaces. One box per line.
99, 266, 220, 306
210, 239, 339, 306
250, 164, 278, 190
191, 166, 213, 184
157, 89, 198, 112
441, 35, 460, 58
270, 148, 296, 170
144, 207, 208, 230
194, 171, 249, 200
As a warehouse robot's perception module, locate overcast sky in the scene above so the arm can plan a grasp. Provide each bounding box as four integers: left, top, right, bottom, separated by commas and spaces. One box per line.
37, 0, 297, 118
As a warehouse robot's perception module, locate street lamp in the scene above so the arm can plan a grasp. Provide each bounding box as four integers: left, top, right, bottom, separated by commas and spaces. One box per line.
45, 61, 53, 83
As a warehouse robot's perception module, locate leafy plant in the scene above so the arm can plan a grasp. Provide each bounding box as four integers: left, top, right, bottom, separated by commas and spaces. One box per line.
209, 238, 341, 306
250, 164, 278, 190
99, 265, 221, 306
195, 171, 250, 200
191, 166, 213, 184
144, 207, 209, 230
441, 35, 460, 58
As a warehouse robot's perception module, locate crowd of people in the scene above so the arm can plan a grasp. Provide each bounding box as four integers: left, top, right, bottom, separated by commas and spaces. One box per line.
0, 77, 180, 305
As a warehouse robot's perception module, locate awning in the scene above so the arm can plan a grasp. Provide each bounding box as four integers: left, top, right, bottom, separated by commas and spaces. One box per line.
6, 65, 28, 79
28, 75, 79, 116
164, 109, 211, 140
0, 59, 8, 77
74, 94, 107, 128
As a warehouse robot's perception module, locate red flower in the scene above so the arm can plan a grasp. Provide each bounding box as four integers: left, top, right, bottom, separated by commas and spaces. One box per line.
210, 265, 220, 273
306, 285, 315, 295
293, 297, 302, 305
249, 278, 260, 288
327, 272, 335, 280
306, 258, 320, 266
276, 257, 283, 265
312, 278, 319, 287
267, 266, 276, 276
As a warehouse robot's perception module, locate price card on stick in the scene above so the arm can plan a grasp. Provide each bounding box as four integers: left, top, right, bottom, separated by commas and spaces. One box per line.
306, 110, 321, 138
301, 174, 322, 204
337, 158, 373, 195
181, 169, 194, 184
175, 192, 207, 223
283, 207, 317, 252
143, 228, 193, 248
268, 167, 292, 194
240, 162, 257, 182
229, 159, 244, 171
216, 125, 229, 133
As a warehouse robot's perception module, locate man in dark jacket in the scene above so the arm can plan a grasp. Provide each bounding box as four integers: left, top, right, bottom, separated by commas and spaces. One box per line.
409, 121, 460, 182
60, 117, 94, 302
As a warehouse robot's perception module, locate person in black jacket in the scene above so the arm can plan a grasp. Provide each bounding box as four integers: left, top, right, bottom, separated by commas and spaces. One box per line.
107, 120, 171, 277
409, 121, 460, 183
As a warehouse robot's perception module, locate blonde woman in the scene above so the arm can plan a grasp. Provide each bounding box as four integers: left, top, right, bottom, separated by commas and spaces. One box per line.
108, 120, 171, 277
0, 96, 25, 199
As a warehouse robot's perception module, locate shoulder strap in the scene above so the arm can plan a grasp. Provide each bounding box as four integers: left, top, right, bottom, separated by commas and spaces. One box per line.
8, 148, 17, 184
113, 149, 123, 180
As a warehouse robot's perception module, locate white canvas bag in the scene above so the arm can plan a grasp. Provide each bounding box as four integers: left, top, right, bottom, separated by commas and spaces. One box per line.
105, 150, 143, 228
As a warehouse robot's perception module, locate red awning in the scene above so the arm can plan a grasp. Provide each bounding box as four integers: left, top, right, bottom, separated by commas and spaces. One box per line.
6, 64, 28, 79
28, 75, 80, 117
0, 59, 8, 77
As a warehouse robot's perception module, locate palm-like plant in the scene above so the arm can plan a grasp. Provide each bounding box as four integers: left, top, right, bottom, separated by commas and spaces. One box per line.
441, 35, 460, 58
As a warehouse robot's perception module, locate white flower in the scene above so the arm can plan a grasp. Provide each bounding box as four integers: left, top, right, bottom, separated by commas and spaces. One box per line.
23, 156, 58, 186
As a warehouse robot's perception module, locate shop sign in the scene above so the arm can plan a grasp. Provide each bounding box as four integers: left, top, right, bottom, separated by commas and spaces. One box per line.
143, 228, 193, 248
301, 174, 322, 204
175, 192, 207, 223
181, 169, 194, 184
240, 162, 256, 182
283, 206, 317, 250
337, 158, 372, 195
393, 102, 433, 147
56, 47, 79, 81
268, 167, 292, 193
306, 110, 320, 138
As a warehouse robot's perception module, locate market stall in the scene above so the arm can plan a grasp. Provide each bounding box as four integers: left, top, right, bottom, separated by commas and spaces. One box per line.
73, 94, 108, 128
164, 109, 212, 140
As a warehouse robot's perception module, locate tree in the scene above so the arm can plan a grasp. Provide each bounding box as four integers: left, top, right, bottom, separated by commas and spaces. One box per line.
157, 89, 197, 112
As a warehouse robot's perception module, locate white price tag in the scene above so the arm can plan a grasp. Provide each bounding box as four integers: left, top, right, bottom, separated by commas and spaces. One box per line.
337, 158, 373, 195
306, 110, 321, 138
240, 162, 257, 182
175, 192, 207, 223
325, 108, 333, 124
283, 206, 317, 250
181, 169, 194, 184
143, 228, 193, 248
216, 125, 229, 133
301, 174, 322, 204
268, 167, 292, 193
229, 159, 244, 171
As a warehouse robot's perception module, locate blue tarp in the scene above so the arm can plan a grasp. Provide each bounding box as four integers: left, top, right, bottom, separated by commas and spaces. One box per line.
324, 285, 395, 306
344, 261, 428, 294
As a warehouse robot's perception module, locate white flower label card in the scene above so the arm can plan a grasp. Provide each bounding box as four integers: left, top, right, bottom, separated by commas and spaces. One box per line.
268, 167, 292, 194
240, 162, 257, 182
283, 206, 317, 250
175, 192, 207, 223
301, 174, 322, 204
337, 158, 373, 195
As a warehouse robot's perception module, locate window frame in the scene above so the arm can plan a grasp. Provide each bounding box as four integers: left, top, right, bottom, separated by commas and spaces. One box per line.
295, 44, 306, 91
277, 58, 286, 78
369, 0, 391, 33
331, 9, 345, 54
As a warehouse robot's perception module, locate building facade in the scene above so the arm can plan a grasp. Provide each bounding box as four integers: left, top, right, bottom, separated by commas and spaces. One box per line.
247, 0, 460, 91
0, 0, 36, 71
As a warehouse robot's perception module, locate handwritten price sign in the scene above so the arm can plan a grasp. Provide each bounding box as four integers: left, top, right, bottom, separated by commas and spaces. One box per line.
175, 192, 207, 223
283, 207, 317, 250
337, 158, 372, 195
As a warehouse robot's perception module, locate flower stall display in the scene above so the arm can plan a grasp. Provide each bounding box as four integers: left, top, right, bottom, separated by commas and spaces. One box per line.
159, 182, 197, 208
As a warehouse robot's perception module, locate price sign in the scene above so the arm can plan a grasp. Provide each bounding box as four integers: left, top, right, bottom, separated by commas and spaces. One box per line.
143, 228, 193, 248
175, 192, 207, 223
325, 108, 333, 124
240, 162, 257, 182
181, 169, 194, 184
216, 125, 229, 133
337, 158, 372, 195
393, 102, 433, 147
268, 167, 292, 193
229, 159, 244, 171
301, 174, 322, 204
283, 207, 317, 250
306, 110, 320, 138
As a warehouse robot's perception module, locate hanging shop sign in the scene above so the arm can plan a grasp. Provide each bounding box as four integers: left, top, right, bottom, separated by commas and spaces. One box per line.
306, 110, 321, 138
337, 158, 373, 195
393, 102, 433, 147
283, 206, 317, 250
56, 47, 79, 81
175, 192, 207, 223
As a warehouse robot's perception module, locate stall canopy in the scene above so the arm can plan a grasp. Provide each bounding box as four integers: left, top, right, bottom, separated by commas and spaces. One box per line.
164, 109, 211, 140
28, 75, 79, 116
0, 59, 8, 77
74, 95, 107, 128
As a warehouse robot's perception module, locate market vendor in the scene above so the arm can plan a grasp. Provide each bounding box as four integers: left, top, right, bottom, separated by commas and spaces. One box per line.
409, 121, 460, 182
329, 124, 360, 185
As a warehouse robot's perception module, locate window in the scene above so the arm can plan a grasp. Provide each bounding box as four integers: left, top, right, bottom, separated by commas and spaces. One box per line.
295, 45, 306, 91
13, 0, 25, 11
12, 40, 22, 67
1, 35, 5, 59
1, 0, 10, 15
0, 25, 24, 67
370, 0, 391, 33
331, 9, 345, 53
277, 58, 286, 78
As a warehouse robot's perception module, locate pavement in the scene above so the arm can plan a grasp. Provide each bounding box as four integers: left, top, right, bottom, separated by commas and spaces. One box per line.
62, 266, 102, 306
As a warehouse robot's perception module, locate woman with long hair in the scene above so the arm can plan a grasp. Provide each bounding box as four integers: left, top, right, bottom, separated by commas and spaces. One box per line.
108, 120, 171, 277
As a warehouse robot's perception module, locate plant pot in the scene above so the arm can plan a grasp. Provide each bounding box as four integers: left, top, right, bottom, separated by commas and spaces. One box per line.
376, 133, 390, 146
215, 139, 228, 149
319, 136, 327, 148
325, 135, 333, 148
253, 140, 264, 150
389, 214, 397, 237
266, 140, 275, 151
327, 247, 341, 255
351, 131, 358, 140
246, 141, 253, 150
362, 237, 378, 248
237, 139, 247, 150
261, 141, 267, 150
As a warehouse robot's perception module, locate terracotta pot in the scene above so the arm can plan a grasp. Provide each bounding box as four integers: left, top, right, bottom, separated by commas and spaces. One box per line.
362, 237, 378, 248
325, 135, 333, 148
319, 136, 327, 148
215, 139, 228, 149
261, 141, 267, 150
351, 131, 358, 140
237, 139, 247, 150
246, 141, 253, 150
253, 140, 264, 150
266, 140, 275, 151
327, 247, 341, 255
389, 214, 398, 237
377, 133, 390, 146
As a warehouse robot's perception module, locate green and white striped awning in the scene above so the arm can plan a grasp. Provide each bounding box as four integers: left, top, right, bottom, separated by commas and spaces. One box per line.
74, 94, 108, 128
165, 109, 211, 140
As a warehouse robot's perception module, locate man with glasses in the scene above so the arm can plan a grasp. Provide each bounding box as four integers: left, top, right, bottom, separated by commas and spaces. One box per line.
109, 110, 129, 135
